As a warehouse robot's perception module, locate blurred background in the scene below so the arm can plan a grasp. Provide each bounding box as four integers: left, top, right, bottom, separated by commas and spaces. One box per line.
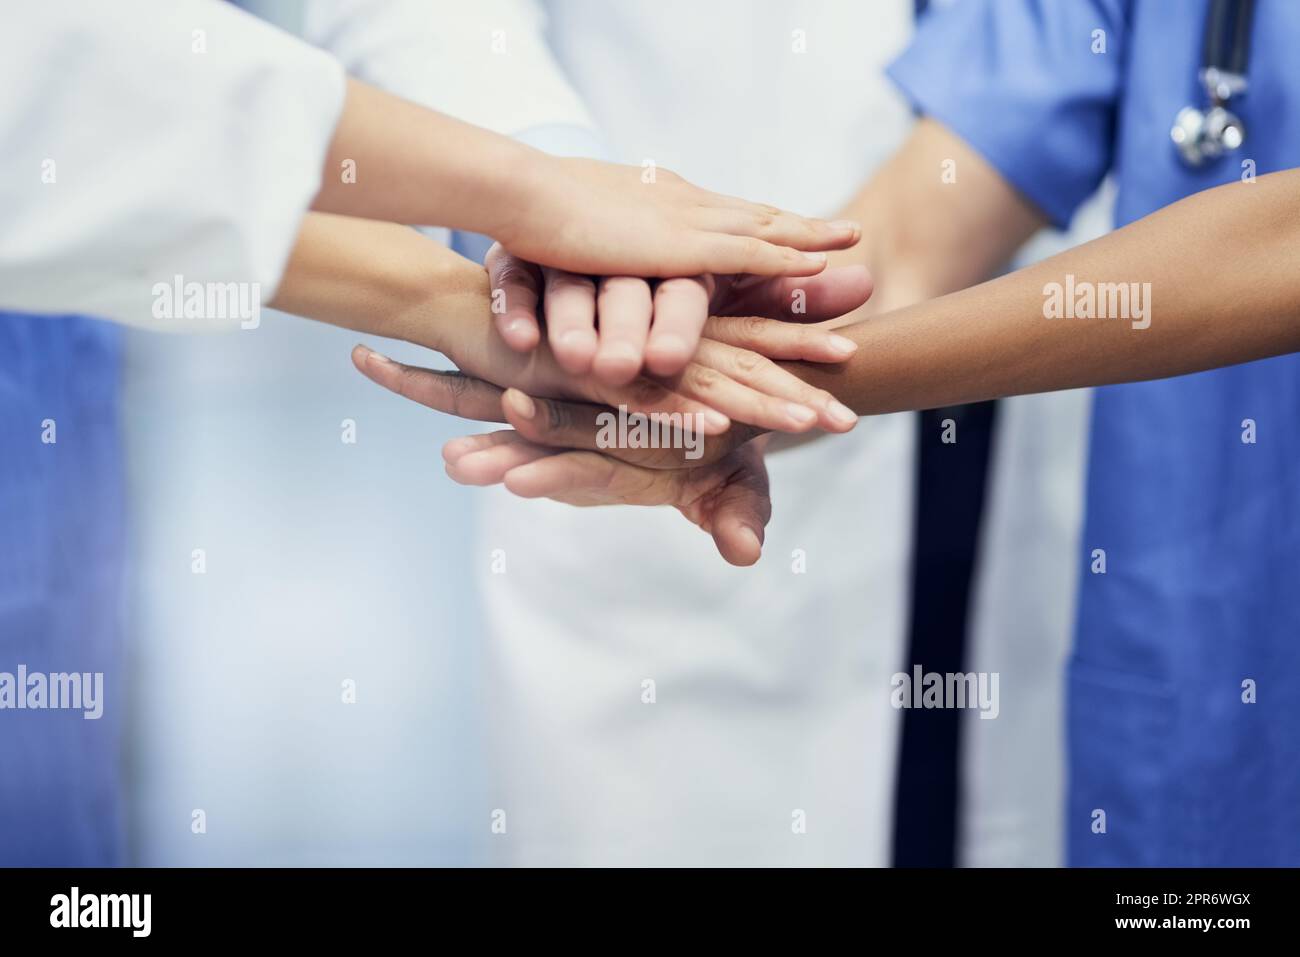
122, 317, 488, 865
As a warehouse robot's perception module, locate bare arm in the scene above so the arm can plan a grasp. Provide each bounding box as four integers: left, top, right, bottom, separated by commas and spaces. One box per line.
314, 80, 532, 238
347, 122, 1300, 567
764, 117, 1045, 452
268, 213, 867, 435
795, 167, 1300, 413
828, 117, 1047, 317
385, 156, 1300, 570
311, 80, 858, 279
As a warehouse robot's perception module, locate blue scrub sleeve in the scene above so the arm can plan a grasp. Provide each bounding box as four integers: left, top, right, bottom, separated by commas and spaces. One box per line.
887, 0, 1130, 229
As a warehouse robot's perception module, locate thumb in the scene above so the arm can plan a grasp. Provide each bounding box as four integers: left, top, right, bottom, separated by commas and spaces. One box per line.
723, 264, 874, 322
689, 443, 772, 566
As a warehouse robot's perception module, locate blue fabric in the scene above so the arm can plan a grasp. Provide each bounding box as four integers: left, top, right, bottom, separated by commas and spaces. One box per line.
0, 314, 126, 865
890, 0, 1300, 865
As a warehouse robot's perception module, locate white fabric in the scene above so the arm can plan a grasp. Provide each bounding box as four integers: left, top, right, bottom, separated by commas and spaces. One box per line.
958, 389, 1089, 866
956, 190, 1114, 867
0, 0, 345, 327
470, 0, 918, 866
298, 0, 596, 136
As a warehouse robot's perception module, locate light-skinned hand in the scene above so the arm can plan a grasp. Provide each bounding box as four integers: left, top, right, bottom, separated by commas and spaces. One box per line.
496, 156, 861, 281
486, 246, 873, 385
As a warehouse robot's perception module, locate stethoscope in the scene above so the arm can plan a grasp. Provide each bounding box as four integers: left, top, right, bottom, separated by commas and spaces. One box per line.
1171, 0, 1257, 167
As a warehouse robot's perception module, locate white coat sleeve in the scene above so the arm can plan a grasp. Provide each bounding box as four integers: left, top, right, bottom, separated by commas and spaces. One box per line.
0, 0, 346, 328
294, 0, 595, 135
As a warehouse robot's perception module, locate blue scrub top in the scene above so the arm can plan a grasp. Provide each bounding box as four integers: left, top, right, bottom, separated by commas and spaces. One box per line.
0, 315, 125, 865
891, 0, 1300, 865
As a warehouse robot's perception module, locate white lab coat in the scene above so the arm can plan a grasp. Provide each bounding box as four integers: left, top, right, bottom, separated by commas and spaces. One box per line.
0, 0, 345, 327
466, 0, 921, 866
290, 0, 596, 137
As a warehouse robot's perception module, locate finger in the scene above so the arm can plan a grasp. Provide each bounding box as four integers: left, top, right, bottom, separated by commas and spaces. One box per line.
443, 429, 523, 466
587, 376, 731, 436
709, 497, 768, 566
702, 314, 857, 363
485, 243, 543, 352
715, 265, 875, 323
692, 191, 860, 246
503, 450, 678, 506
501, 389, 619, 456
351, 344, 506, 421
699, 448, 772, 567
658, 358, 822, 433
501, 388, 752, 469
691, 340, 857, 433
690, 234, 830, 278
593, 277, 653, 385
541, 268, 599, 375
448, 434, 555, 486
645, 276, 710, 376
697, 206, 862, 253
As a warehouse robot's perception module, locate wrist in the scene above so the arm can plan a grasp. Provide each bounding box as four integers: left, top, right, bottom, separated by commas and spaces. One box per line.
386, 254, 492, 359
466, 140, 552, 245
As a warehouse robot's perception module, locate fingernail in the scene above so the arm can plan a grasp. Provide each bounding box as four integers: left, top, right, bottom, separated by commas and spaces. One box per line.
829, 219, 861, 234
365, 347, 392, 365
828, 400, 857, 427
787, 403, 817, 426
740, 525, 763, 551
651, 334, 688, 358
443, 438, 473, 462
560, 328, 595, 347
704, 408, 730, 431
802, 252, 827, 263
506, 389, 536, 420
828, 334, 857, 356
601, 342, 639, 362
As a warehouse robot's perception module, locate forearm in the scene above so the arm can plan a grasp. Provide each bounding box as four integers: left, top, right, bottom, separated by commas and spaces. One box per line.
310, 78, 858, 280
827, 118, 1046, 318
766, 118, 1044, 454
268, 213, 486, 350
266, 213, 608, 398
314, 79, 538, 238
795, 170, 1300, 413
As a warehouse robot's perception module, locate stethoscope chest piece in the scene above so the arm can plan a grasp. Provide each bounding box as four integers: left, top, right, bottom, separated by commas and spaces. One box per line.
1171, 99, 1246, 168
1171, 0, 1256, 168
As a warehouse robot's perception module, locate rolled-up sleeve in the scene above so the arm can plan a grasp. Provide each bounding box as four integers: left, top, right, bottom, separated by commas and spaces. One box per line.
887, 0, 1130, 228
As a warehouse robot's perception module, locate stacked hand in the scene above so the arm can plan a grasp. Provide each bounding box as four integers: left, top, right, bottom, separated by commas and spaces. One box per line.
352, 358, 774, 564
484, 243, 863, 384
277, 123, 870, 560
352, 251, 871, 565
494, 157, 863, 281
